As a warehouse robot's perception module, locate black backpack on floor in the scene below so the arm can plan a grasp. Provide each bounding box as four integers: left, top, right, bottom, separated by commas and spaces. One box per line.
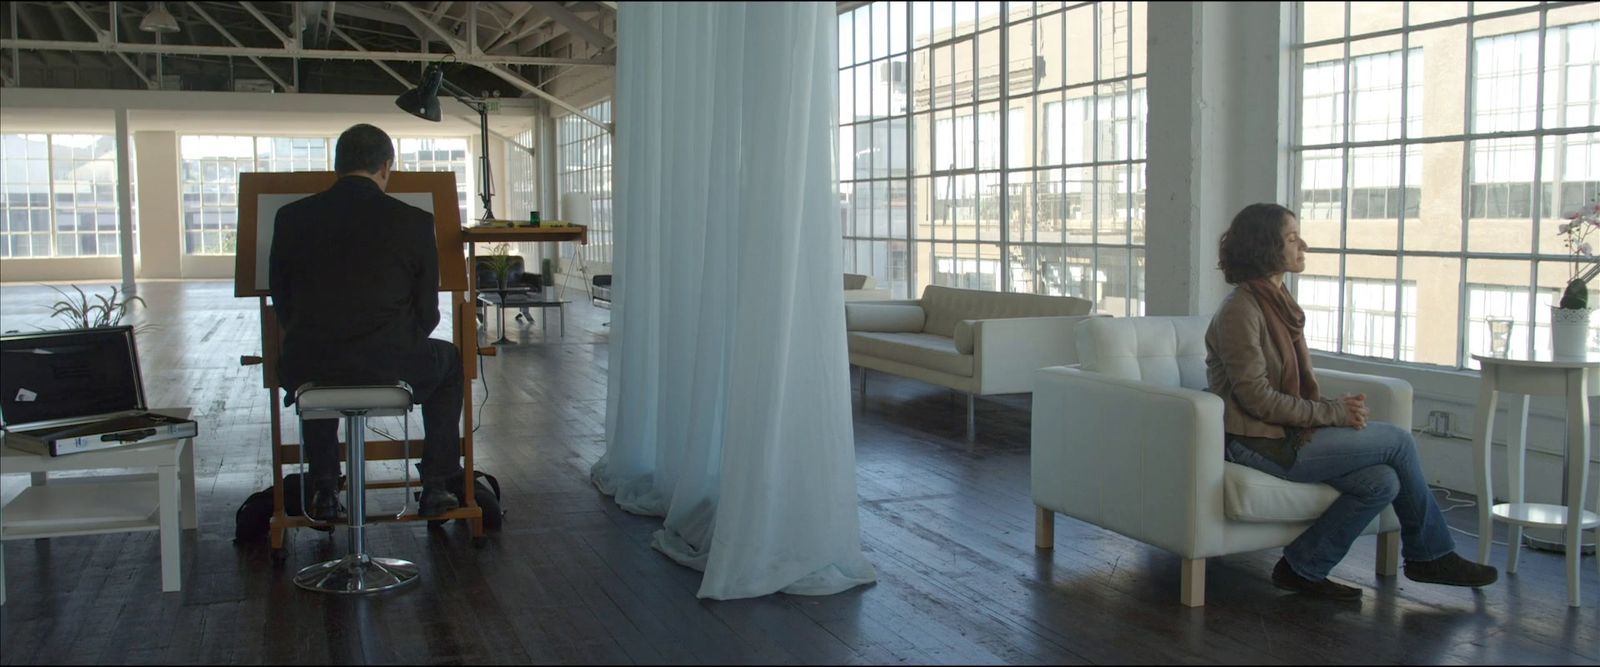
233, 472, 333, 544
419, 470, 505, 531
234, 471, 505, 544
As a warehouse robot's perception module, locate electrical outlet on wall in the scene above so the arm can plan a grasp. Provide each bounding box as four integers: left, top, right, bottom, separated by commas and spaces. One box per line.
1424, 410, 1453, 437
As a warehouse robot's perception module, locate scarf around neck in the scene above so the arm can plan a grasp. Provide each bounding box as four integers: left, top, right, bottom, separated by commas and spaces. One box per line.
1242, 278, 1321, 445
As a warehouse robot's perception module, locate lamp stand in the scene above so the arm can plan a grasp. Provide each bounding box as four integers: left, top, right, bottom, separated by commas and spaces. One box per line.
472, 100, 494, 223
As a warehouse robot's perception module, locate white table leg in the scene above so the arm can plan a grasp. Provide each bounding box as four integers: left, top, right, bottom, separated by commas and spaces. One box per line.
158, 463, 181, 593
1564, 369, 1589, 608
180, 438, 197, 530
1506, 394, 1530, 574
1474, 369, 1500, 566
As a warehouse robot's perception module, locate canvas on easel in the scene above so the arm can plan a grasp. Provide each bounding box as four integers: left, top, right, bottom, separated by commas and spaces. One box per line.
233, 171, 467, 298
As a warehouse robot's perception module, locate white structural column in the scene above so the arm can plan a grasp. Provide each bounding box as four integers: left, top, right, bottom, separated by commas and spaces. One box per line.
1144, 1, 1290, 316
114, 108, 137, 293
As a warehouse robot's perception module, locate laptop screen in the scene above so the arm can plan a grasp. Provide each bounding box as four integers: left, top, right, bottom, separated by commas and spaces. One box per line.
0, 326, 145, 428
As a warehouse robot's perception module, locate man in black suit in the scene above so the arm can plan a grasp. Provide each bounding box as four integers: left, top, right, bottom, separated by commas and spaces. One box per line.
269, 123, 463, 520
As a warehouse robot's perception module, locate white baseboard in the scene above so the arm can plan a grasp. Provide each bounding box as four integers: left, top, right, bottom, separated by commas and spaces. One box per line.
1415, 430, 1600, 506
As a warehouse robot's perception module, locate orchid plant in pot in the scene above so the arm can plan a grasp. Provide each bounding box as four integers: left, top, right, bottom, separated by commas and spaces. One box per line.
1553, 199, 1600, 357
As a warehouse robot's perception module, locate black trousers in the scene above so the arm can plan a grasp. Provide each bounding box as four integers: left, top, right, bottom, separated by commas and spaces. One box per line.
299, 338, 464, 485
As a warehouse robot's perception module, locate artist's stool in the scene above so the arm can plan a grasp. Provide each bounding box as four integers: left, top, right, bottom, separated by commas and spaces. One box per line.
291, 382, 419, 594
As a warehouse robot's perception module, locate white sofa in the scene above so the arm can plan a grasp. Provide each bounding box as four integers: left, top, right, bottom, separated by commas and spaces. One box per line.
846, 284, 1097, 440
843, 273, 893, 302
1031, 315, 1407, 606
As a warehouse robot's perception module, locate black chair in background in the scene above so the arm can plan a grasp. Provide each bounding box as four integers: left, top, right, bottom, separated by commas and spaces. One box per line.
473, 255, 543, 324
591, 274, 612, 327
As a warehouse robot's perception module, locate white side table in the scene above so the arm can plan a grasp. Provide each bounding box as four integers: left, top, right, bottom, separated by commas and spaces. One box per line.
1472, 355, 1600, 607
0, 407, 197, 605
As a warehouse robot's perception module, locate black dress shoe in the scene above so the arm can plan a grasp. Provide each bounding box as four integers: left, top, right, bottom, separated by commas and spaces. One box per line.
1404, 552, 1498, 587
418, 486, 461, 517
309, 486, 347, 523
1272, 557, 1363, 600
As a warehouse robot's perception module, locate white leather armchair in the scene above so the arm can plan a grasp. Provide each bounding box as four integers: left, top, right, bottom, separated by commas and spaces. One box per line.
1031, 315, 1409, 606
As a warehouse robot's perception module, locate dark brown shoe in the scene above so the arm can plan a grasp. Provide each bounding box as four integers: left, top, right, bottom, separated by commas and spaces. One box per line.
1272, 557, 1362, 600
418, 486, 460, 517
1404, 552, 1498, 587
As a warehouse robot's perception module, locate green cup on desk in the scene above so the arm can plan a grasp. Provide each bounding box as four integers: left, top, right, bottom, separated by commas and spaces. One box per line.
529, 210, 541, 228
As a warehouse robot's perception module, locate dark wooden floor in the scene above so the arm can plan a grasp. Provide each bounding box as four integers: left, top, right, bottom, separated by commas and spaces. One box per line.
0, 280, 1596, 665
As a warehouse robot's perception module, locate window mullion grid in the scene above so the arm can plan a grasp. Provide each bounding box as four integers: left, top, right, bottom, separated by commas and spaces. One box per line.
1289, 2, 1305, 299
906, 3, 915, 299
1336, 0, 1351, 355
1527, 6, 1550, 361
1458, 12, 1477, 365
45, 135, 58, 257
1394, 3, 1410, 361
999, 5, 1011, 294
1127, 0, 1138, 312
1090, 0, 1102, 311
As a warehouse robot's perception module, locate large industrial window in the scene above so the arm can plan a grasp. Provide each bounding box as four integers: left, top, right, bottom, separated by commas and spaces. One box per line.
0, 133, 122, 258
395, 137, 471, 225
181, 135, 471, 255
557, 100, 614, 266
1292, 2, 1599, 368
838, 1, 1147, 314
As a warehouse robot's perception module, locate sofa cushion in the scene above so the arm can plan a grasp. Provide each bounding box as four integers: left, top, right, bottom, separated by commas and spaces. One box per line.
1223, 462, 1345, 522
845, 303, 925, 332
919, 285, 1093, 338
844, 273, 872, 290
952, 320, 975, 354
1075, 316, 1211, 391
848, 332, 974, 377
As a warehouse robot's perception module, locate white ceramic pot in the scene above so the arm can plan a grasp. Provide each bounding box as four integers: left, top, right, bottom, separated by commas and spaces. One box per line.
1550, 306, 1593, 358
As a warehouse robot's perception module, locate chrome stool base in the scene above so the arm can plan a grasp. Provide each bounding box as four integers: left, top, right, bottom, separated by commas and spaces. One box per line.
294, 553, 419, 594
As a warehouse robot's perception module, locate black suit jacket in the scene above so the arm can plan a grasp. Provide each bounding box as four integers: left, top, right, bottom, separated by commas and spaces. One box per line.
269, 175, 441, 392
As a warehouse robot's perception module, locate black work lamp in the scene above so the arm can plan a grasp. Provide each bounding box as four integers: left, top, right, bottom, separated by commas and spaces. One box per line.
395, 63, 495, 222
395, 64, 444, 122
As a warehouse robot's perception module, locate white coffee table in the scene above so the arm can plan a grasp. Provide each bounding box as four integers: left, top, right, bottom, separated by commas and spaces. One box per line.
0, 407, 197, 605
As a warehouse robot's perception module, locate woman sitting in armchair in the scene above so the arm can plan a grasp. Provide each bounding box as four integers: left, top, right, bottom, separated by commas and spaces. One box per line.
1206, 202, 1498, 600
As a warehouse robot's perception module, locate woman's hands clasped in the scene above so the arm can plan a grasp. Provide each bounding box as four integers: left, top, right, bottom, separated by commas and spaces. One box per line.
1341, 393, 1369, 430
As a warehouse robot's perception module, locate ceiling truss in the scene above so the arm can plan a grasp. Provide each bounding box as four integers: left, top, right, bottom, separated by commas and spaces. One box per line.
2, 1, 615, 130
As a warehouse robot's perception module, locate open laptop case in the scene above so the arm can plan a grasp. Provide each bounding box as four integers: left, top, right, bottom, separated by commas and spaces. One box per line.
0, 326, 197, 456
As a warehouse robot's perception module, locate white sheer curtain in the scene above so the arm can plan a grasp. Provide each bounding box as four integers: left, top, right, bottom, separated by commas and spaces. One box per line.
590, 1, 876, 600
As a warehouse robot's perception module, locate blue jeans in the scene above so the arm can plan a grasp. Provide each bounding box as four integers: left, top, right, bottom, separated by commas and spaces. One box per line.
1225, 422, 1455, 581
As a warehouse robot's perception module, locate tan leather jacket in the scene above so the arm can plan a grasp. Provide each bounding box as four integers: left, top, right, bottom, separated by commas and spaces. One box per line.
1205, 287, 1350, 438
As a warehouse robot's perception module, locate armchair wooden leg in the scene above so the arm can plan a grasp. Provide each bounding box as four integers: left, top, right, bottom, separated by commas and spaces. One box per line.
1180, 558, 1205, 607
1376, 531, 1401, 577
1035, 506, 1054, 550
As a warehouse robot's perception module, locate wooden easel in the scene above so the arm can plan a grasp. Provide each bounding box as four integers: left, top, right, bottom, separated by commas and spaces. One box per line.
234, 171, 489, 556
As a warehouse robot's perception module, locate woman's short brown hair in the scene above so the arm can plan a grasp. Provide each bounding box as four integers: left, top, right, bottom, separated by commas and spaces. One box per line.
1218, 203, 1297, 284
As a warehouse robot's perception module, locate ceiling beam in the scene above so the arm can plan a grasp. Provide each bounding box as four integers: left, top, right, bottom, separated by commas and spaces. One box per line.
484, 15, 556, 54
187, 2, 293, 92
529, 1, 612, 50
329, 24, 410, 89
394, 3, 609, 133
0, 38, 615, 66
238, 1, 293, 46
62, 1, 152, 88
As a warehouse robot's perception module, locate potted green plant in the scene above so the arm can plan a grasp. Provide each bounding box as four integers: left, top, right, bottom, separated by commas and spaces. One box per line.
483, 243, 517, 293
46, 284, 147, 331
1553, 200, 1600, 357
